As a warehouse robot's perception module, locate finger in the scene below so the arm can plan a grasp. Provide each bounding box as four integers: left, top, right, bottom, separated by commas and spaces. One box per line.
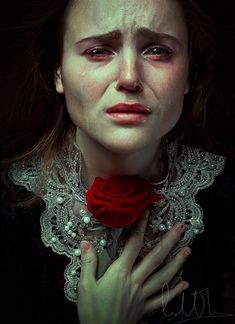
118, 209, 150, 270
141, 247, 191, 299
143, 280, 189, 315
79, 240, 97, 283
132, 223, 186, 283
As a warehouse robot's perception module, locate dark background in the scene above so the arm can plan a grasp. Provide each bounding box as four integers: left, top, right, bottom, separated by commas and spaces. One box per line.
0, 0, 235, 151
0, 2, 234, 323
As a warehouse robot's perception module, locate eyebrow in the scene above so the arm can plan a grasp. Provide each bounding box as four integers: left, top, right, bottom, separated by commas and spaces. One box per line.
75, 27, 183, 48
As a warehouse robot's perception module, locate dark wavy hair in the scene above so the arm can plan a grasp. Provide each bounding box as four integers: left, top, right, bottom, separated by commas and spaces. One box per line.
1, 0, 217, 170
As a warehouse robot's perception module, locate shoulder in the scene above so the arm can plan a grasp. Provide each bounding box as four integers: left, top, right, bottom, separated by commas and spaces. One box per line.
180, 144, 226, 175
180, 144, 235, 199
1, 173, 78, 323
175, 147, 235, 321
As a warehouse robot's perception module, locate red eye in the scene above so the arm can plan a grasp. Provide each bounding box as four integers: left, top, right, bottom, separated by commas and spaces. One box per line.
85, 46, 173, 61
144, 46, 173, 60
86, 48, 113, 57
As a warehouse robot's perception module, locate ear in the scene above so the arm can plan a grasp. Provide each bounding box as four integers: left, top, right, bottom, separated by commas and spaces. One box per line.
54, 65, 64, 94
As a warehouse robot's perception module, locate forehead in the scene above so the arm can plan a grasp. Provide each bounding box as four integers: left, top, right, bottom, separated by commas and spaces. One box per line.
64, 0, 187, 42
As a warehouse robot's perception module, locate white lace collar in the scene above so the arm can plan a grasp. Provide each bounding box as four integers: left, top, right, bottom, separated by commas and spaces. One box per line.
9, 140, 225, 302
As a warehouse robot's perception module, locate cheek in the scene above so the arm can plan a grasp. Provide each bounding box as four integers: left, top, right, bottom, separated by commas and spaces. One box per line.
62, 70, 97, 110
67, 73, 108, 107
152, 65, 188, 106
160, 65, 188, 91
160, 75, 186, 118
151, 66, 187, 130
61, 65, 106, 129
156, 93, 184, 136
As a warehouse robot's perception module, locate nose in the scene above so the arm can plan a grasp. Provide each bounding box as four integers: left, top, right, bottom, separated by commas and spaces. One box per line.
115, 49, 143, 93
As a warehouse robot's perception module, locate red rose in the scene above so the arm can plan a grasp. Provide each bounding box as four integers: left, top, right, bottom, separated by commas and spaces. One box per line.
85, 175, 164, 228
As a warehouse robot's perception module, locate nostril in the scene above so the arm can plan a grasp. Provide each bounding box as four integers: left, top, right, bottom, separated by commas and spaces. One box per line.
134, 83, 142, 91
116, 81, 143, 93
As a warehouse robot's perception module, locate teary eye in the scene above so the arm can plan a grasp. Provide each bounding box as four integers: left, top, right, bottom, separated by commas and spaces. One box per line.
143, 46, 173, 60
86, 48, 113, 57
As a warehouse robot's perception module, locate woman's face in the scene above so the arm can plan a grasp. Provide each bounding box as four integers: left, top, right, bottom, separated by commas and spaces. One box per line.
55, 0, 189, 153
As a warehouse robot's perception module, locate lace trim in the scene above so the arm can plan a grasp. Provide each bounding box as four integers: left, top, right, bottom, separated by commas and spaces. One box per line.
9, 141, 225, 302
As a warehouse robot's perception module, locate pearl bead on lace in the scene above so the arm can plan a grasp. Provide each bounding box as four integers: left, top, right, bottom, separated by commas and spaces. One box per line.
79, 208, 91, 224
166, 220, 173, 230
56, 196, 64, 204
71, 270, 76, 276
158, 223, 166, 231
83, 216, 91, 224
74, 248, 81, 256
100, 239, 107, 247
10, 139, 225, 304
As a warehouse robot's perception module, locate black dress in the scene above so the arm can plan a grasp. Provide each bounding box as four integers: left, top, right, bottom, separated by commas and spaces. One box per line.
1, 157, 235, 324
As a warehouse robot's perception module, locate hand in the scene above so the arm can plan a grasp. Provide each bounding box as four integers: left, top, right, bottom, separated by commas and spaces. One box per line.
77, 210, 191, 324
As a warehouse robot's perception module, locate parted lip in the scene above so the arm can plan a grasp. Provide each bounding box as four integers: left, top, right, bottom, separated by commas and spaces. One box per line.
106, 103, 152, 114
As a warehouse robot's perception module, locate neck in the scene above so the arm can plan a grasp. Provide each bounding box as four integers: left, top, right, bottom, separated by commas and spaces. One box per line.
75, 132, 167, 188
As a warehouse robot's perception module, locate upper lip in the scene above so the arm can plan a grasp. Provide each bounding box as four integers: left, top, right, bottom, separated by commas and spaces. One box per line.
106, 103, 152, 114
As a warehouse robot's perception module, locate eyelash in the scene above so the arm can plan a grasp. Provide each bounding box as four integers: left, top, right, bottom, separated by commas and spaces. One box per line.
85, 46, 173, 61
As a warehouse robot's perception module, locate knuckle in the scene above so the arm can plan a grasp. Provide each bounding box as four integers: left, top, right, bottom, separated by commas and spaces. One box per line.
129, 233, 145, 248
117, 269, 126, 279
170, 230, 182, 242
81, 256, 94, 266
133, 241, 143, 252
111, 260, 129, 278
166, 224, 186, 241
153, 240, 170, 256
151, 249, 164, 265
131, 278, 142, 294
161, 232, 178, 248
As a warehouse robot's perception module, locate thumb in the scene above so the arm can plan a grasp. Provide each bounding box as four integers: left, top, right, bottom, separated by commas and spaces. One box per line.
79, 240, 97, 282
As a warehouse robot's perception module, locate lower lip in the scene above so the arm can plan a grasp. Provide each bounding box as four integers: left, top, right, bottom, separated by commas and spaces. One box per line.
106, 112, 149, 124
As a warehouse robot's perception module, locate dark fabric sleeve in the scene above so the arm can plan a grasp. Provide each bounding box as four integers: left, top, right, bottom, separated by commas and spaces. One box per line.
1, 158, 235, 324
0, 185, 79, 324
183, 156, 235, 318
142, 157, 235, 324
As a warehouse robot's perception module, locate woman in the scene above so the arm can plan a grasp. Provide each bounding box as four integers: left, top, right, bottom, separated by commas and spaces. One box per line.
1, 0, 234, 323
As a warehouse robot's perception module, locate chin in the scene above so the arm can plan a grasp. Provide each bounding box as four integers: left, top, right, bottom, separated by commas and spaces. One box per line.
102, 138, 155, 154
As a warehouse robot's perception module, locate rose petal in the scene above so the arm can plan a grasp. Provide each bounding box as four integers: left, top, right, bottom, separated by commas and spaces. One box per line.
85, 175, 164, 228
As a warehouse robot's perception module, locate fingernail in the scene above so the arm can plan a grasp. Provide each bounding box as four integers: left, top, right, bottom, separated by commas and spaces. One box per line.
175, 223, 186, 233
183, 248, 191, 257
80, 240, 90, 253
182, 282, 190, 290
